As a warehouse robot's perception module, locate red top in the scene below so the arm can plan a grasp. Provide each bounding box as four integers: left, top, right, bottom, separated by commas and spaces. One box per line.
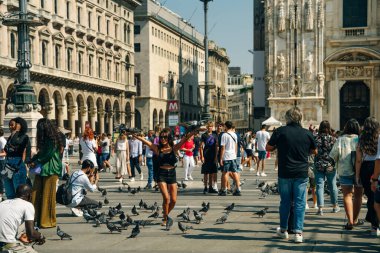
181, 140, 194, 156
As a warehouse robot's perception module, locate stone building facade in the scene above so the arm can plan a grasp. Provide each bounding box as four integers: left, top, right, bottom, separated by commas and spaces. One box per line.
264, 0, 380, 130
208, 40, 229, 123
0, 0, 140, 136
134, 0, 205, 131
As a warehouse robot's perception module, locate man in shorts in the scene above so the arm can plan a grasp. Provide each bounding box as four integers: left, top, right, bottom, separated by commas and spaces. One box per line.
256, 125, 270, 177
218, 121, 241, 196
200, 122, 219, 194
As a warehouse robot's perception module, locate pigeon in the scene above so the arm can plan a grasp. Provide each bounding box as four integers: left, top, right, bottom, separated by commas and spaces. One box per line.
216, 212, 229, 224
193, 210, 204, 224
57, 226, 72, 240
119, 211, 126, 221
128, 223, 140, 238
83, 210, 96, 223
132, 205, 139, 216
148, 210, 160, 219
104, 197, 109, 205
177, 210, 191, 222
126, 215, 133, 224
139, 199, 144, 209
127, 185, 132, 192
130, 188, 138, 195
240, 178, 246, 187
255, 207, 269, 218
118, 187, 123, 192
101, 189, 107, 197
93, 219, 101, 227
139, 219, 154, 228
185, 207, 191, 216
119, 220, 130, 229
225, 203, 235, 211
115, 203, 122, 211
106, 220, 122, 233
108, 207, 117, 218
97, 185, 106, 193
137, 186, 141, 192
181, 181, 187, 189
165, 216, 174, 231
178, 221, 193, 233
98, 213, 107, 224
201, 201, 207, 208
199, 202, 210, 213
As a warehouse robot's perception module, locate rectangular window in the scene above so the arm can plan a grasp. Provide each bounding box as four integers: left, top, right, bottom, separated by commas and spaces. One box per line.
134, 43, 141, 52
134, 25, 141, 35
106, 20, 110, 35
88, 55, 93, 76
115, 63, 120, 82
41, 0, 44, 8
55, 45, 60, 69
343, 0, 367, 27
54, 0, 58, 14
98, 58, 102, 78
135, 73, 141, 96
66, 48, 72, 71
66, 2, 70, 19
97, 16, 101, 32
189, 85, 193, 105
78, 52, 83, 74
107, 60, 111, 80
115, 24, 118, 39
88, 12, 92, 28
77, 7, 81, 24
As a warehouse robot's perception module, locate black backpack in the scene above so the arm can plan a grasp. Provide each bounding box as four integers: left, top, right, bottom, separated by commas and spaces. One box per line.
56, 173, 83, 205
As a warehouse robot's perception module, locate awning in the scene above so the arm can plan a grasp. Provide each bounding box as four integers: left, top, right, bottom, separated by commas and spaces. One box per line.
262, 116, 282, 126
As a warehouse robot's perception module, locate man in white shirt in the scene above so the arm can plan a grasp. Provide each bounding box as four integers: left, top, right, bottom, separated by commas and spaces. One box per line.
218, 121, 241, 196
0, 184, 45, 253
129, 136, 143, 181
256, 125, 271, 177
0, 128, 6, 201
67, 160, 101, 216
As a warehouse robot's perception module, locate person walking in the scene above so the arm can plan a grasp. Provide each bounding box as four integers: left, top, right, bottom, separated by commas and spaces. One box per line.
30, 118, 64, 228
2, 117, 31, 199
256, 125, 270, 177
144, 130, 155, 189
100, 133, 112, 172
79, 127, 98, 169
314, 120, 339, 215
193, 133, 201, 166
129, 135, 143, 181
115, 131, 130, 180
132, 128, 200, 225
200, 121, 219, 194
181, 136, 195, 181
372, 137, 380, 237
356, 117, 380, 236
266, 107, 317, 243
218, 121, 241, 196
0, 128, 7, 202
330, 119, 363, 230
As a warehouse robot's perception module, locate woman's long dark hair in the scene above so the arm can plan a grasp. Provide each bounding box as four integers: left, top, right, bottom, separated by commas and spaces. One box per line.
359, 117, 380, 156
36, 118, 63, 151
13, 117, 28, 135
318, 120, 332, 135
158, 128, 174, 149
343, 118, 360, 135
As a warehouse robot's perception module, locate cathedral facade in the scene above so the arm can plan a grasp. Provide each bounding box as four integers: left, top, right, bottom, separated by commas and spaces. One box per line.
265, 0, 380, 130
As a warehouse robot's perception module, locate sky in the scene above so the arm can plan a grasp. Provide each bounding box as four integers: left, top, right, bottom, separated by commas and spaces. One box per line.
163, 0, 254, 74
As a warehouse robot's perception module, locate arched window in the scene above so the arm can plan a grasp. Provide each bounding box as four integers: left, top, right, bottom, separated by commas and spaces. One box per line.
41, 41, 47, 66
10, 33, 16, 59
343, 0, 367, 27
55, 45, 60, 68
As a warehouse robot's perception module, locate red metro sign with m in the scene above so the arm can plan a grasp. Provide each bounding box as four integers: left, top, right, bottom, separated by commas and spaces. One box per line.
167, 100, 179, 112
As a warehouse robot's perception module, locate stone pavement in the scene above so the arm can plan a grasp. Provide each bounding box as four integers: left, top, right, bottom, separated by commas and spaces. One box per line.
35, 156, 380, 253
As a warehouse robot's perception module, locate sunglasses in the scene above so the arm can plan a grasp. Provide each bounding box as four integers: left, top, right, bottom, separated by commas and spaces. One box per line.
160, 135, 168, 140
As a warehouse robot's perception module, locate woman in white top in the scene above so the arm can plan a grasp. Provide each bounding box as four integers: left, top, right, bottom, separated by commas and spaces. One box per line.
115, 131, 130, 179
79, 127, 98, 169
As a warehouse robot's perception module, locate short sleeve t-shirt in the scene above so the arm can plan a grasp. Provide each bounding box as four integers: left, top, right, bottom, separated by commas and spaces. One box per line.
220, 132, 237, 161
101, 138, 110, 153
256, 130, 270, 151
0, 198, 35, 243
268, 124, 316, 179
201, 132, 218, 162
0, 136, 7, 160
181, 140, 194, 156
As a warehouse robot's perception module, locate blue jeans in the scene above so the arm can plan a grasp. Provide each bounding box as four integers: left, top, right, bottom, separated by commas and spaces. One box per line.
278, 177, 308, 234
315, 169, 338, 207
0, 160, 5, 193
3, 157, 27, 199
146, 158, 153, 185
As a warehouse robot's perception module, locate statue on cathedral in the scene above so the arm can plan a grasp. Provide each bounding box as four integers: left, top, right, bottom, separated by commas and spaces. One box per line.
317, 0, 325, 28
289, 4, 296, 30
305, 0, 314, 31
277, 53, 286, 80
317, 73, 325, 97
266, 3, 273, 32
264, 75, 273, 97
277, 0, 286, 32
304, 52, 313, 80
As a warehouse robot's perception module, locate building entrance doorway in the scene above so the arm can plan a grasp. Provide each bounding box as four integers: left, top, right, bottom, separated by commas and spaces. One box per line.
340, 81, 369, 128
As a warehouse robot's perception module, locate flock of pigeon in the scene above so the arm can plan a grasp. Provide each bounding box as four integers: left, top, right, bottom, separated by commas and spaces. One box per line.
55, 178, 278, 240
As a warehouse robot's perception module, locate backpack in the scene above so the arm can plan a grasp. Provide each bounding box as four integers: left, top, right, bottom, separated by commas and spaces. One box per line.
56, 173, 83, 205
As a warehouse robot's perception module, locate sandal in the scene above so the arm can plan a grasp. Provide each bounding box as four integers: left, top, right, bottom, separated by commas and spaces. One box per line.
353, 219, 365, 226
343, 223, 353, 230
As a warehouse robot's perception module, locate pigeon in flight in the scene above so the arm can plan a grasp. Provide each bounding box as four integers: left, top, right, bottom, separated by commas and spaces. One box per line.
178, 221, 193, 233
128, 223, 140, 238
57, 226, 72, 240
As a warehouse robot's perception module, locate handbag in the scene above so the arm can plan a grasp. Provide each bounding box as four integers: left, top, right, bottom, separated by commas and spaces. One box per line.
1, 160, 20, 179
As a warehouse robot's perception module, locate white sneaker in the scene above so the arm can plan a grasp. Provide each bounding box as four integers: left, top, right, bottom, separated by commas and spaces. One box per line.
294, 233, 303, 243
184, 178, 189, 181
261, 172, 267, 177
130, 177, 135, 182
371, 227, 380, 237
249, 167, 255, 172
305, 203, 310, 210
188, 175, 194, 181
276, 227, 289, 239
140, 173, 144, 180
71, 208, 83, 217
256, 172, 260, 176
